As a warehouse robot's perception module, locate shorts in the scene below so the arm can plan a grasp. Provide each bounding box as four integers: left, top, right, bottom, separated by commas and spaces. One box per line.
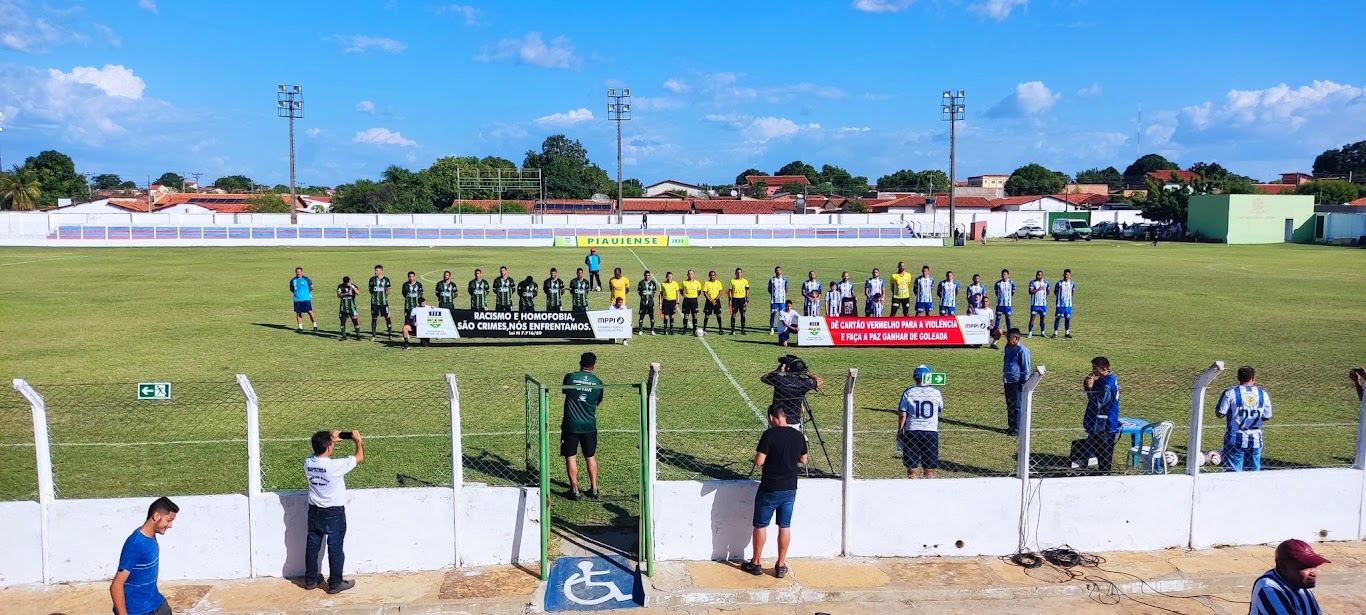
770, 302, 784, 312
661, 300, 678, 316
1031, 305, 1047, 315
731, 298, 748, 313
752, 489, 796, 529
1056, 306, 1072, 316
546, 303, 562, 312
778, 329, 791, 345
893, 298, 911, 310
571, 304, 587, 313
293, 300, 313, 314
900, 430, 940, 469
915, 301, 933, 313
496, 303, 513, 312
370, 304, 389, 318
560, 431, 598, 457
470, 302, 488, 311
438, 302, 455, 311
682, 298, 699, 314
118, 601, 173, 615
704, 299, 722, 315
519, 301, 536, 312
939, 306, 957, 315
997, 306, 1013, 315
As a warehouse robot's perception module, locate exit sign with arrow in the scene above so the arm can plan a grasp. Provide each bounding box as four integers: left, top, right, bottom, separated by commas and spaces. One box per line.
137, 383, 172, 400
926, 373, 947, 386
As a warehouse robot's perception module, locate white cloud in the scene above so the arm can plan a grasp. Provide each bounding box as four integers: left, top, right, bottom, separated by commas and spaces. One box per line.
95, 23, 121, 47
334, 35, 406, 54
534, 108, 594, 126
1077, 82, 1102, 98
353, 127, 417, 147
0, 1, 66, 52
852, 0, 916, 13
632, 97, 683, 111
48, 65, 146, 98
742, 117, 820, 144
764, 82, 847, 102
438, 4, 479, 25
1182, 80, 1364, 131
969, 0, 1027, 20
477, 33, 580, 69
356, 100, 376, 113
662, 78, 689, 94
1144, 111, 1178, 146
138, 0, 158, 13
840, 126, 871, 132
988, 81, 1060, 117
305, 127, 321, 138
703, 113, 748, 125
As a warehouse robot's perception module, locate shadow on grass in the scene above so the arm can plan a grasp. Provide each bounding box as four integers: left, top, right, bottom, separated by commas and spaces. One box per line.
657, 447, 751, 480
938, 459, 1014, 476
462, 450, 533, 486
941, 416, 1012, 435
250, 323, 338, 338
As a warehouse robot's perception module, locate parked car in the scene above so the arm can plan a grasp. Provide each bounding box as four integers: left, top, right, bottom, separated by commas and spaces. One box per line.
1012, 225, 1046, 239
1050, 218, 1092, 241
1123, 223, 1155, 239
1092, 222, 1122, 238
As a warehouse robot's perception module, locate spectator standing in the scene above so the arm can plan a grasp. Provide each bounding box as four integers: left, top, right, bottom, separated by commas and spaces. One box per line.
1073, 357, 1119, 472
562, 352, 604, 500
1002, 328, 1031, 436
111, 497, 178, 615
742, 405, 808, 579
1250, 539, 1328, 615
304, 429, 364, 594
898, 365, 943, 479
1215, 366, 1273, 472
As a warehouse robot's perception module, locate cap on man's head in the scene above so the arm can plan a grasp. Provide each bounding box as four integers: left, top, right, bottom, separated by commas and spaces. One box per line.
914, 365, 932, 382
1276, 539, 1330, 568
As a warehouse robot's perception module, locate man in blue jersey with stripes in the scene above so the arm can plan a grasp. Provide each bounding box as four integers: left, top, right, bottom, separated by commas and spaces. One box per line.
994, 269, 1015, 335
1216, 366, 1273, 471
1251, 539, 1328, 615
801, 271, 823, 317
937, 271, 960, 316
913, 265, 935, 316
768, 266, 789, 334
898, 365, 943, 479
1052, 269, 1076, 338
1026, 270, 1049, 338
864, 268, 886, 317
111, 497, 178, 615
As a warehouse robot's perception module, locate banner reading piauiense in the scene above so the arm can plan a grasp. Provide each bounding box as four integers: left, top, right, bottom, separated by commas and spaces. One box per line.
797, 315, 991, 347
417, 308, 634, 340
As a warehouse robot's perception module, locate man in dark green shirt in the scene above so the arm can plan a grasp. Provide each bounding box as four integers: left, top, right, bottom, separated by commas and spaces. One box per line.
336, 276, 361, 340
637, 270, 659, 335
543, 268, 566, 312
517, 276, 539, 312
435, 270, 459, 311
492, 266, 515, 312
401, 271, 424, 320
368, 265, 392, 338
569, 268, 592, 313
468, 269, 491, 311
562, 352, 604, 500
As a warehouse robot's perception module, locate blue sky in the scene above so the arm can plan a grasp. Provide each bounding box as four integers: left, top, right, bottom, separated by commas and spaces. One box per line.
2, 0, 1364, 189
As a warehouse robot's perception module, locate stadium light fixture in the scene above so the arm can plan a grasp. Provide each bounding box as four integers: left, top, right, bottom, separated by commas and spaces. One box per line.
940, 89, 966, 243
607, 86, 632, 224
276, 84, 304, 225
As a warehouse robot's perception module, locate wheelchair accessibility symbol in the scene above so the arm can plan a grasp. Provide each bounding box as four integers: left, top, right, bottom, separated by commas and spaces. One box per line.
544, 555, 642, 611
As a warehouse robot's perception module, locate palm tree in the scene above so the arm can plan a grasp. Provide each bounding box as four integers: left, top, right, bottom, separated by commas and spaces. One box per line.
0, 166, 42, 210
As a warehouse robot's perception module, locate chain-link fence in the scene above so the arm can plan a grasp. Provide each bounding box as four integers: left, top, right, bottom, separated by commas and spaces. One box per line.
256, 379, 451, 492
0, 388, 38, 501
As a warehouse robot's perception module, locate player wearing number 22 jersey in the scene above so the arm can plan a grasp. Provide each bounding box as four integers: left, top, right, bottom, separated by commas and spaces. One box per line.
898, 365, 943, 479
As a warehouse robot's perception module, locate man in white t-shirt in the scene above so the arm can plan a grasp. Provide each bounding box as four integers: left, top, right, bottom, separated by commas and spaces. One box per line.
304, 429, 364, 594
777, 300, 800, 347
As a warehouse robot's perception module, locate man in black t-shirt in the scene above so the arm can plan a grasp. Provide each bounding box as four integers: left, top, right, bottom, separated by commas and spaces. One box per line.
743, 405, 807, 579
759, 357, 823, 429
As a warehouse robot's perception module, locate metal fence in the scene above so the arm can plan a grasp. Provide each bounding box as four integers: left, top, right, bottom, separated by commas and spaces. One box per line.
0, 388, 37, 501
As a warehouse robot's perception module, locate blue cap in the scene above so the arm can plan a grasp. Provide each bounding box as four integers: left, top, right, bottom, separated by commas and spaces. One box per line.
914, 365, 932, 382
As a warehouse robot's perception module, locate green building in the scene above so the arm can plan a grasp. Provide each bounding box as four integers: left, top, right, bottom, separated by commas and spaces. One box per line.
1187, 194, 1315, 244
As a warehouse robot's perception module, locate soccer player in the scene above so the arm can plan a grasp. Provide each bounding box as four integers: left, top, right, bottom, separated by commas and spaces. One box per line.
801, 272, 822, 317
492, 266, 515, 312
368, 265, 393, 338
898, 365, 943, 479
1215, 366, 1273, 472
569, 268, 591, 313
112, 497, 178, 615
777, 300, 799, 347
584, 248, 603, 292
608, 267, 631, 307
864, 268, 886, 317
467, 268, 491, 311
434, 270, 459, 312
889, 262, 913, 317
543, 268, 566, 312
937, 271, 960, 316
825, 279, 841, 316
1052, 269, 1076, 338
728, 267, 751, 334
401, 296, 431, 349
680, 270, 702, 332
336, 276, 361, 340
835, 271, 856, 316
517, 275, 539, 312
1027, 270, 1049, 338
290, 267, 318, 332
701, 270, 725, 334
994, 269, 1016, 336
967, 274, 986, 310
913, 265, 935, 316
637, 270, 659, 334
659, 272, 681, 334
767, 266, 789, 334
401, 271, 423, 321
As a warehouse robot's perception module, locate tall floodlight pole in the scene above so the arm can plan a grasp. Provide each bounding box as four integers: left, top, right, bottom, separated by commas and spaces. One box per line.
941, 90, 965, 242
277, 85, 304, 224
607, 87, 631, 224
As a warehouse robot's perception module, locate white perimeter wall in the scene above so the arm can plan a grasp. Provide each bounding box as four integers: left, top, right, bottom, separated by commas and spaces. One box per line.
1027, 475, 1195, 553
848, 478, 1020, 557
653, 479, 842, 561
0, 501, 44, 585
1191, 469, 1363, 547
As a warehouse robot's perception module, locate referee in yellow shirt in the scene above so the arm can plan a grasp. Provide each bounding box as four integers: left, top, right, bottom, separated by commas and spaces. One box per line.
890, 261, 914, 317
701, 270, 725, 334
658, 272, 682, 335
680, 270, 703, 333
608, 267, 631, 307
728, 267, 751, 335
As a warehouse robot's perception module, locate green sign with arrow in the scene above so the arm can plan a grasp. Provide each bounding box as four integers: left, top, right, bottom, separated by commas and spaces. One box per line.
137, 382, 172, 400
926, 373, 947, 386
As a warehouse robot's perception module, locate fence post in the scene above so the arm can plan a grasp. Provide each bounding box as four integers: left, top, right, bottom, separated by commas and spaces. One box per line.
841, 368, 858, 557
1016, 366, 1046, 552
644, 363, 660, 577
446, 374, 463, 568
1184, 362, 1223, 549
235, 375, 261, 578
13, 379, 53, 584
1355, 382, 1366, 541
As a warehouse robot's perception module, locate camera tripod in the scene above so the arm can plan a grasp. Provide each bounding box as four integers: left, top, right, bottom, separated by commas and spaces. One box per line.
801, 398, 836, 476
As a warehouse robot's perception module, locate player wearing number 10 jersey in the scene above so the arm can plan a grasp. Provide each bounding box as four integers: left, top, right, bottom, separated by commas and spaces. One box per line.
897, 365, 943, 479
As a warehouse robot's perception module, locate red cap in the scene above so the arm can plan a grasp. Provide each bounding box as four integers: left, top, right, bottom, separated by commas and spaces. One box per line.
1276, 539, 1330, 568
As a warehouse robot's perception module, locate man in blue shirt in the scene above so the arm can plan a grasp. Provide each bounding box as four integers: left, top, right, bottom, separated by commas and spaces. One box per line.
584, 248, 603, 292
1215, 365, 1273, 472
290, 267, 317, 333
1002, 328, 1030, 436
111, 497, 178, 615
1251, 539, 1328, 615
1074, 357, 1120, 472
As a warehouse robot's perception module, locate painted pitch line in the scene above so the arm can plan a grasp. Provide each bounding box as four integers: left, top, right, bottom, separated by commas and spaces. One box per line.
1, 255, 90, 266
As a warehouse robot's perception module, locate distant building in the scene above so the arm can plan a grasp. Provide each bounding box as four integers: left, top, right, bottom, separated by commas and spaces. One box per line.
1279, 172, 1314, 186
990, 195, 1073, 212
742, 175, 810, 197
643, 180, 706, 198
968, 174, 1009, 189
1188, 194, 1315, 244
1063, 183, 1109, 195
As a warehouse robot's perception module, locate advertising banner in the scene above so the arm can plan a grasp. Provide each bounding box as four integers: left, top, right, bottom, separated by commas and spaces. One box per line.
553, 235, 687, 248
440, 309, 633, 339
797, 315, 991, 347
412, 307, 459, 339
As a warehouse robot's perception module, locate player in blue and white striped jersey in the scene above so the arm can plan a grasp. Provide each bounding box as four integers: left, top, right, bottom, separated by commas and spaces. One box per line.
768, 266, 789, 334
913, 265, 935, 316
834, 271, 856, 316
897, 365, 943, 479
1026, 271, 1049, 338
1215, 366, 1273, 472
937, 271, 960, 316
967, 274, 987, 310
1052, 269, 1076, 338
825, 279, 842, 317
864, 268, 886, 317
993, 269, 1016, 333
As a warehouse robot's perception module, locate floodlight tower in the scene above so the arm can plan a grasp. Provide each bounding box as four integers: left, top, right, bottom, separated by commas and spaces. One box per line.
607, 87, 631, 224
277, 84, 304, 224
941, 90, 965, 241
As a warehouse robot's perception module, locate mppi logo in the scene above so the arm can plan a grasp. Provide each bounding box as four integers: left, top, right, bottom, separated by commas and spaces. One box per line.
596, 316, 626, 325
962, 320, 988, 331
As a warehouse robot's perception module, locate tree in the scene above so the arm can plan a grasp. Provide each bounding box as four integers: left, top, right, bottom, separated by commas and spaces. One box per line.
1312, 140, 1366, 178
1005, 163, 1066, 196
523, 135, 613, 199
1122, 154, 1179, 181
875, 169, 948, 193
92, 174, 125, 190
246, 193, 290, 213
621, 178, 645, 197
23, 150, 84, 206
818, 164, 868, 196
749, 179, 770, 199
1296, 180, 1360, 205
1187, 161, 1257, 194
119, 180, 137, 190
1137, 175, 1216, 223
270, 184, 290, 194
0, 165, 42, 210
1074, 166, 1123, 190
735, 168, 766, 186
845, 198, 868, 213
155, 172, 185, 189
212, 175, 254, 192
775, 160, 820, 185
779, 182, 806, 196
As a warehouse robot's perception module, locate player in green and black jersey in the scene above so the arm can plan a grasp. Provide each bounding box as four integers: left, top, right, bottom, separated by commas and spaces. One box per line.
492, 266, 516, 312
569, 268, 592, 313
561, 352, 605, 500
543, 268, 566, 312
468, 269, 491, 311
368, 264, 393, 338
336, 276, 362, 340
401, 271, 424, 320
637, 270, 659, 335
517, 276, 539, 312
435, 270, 459, 311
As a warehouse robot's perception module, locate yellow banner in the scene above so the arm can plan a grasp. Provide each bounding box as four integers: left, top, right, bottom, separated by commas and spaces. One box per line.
576, 235, 669, 247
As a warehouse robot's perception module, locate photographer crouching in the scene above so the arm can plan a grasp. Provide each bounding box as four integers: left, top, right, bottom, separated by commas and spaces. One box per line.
759, 355, 823, 430
303, 429, 364, 594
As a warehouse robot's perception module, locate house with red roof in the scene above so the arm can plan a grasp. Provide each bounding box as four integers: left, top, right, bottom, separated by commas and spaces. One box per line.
741, 175, 810, 197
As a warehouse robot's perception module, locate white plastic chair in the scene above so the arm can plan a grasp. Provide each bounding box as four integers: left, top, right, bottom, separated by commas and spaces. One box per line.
1128, 421, 1174, 474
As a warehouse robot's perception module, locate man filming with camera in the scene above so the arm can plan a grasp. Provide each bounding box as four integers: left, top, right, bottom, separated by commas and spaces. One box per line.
303, 429, 364, 594
760, 355, 823, 430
